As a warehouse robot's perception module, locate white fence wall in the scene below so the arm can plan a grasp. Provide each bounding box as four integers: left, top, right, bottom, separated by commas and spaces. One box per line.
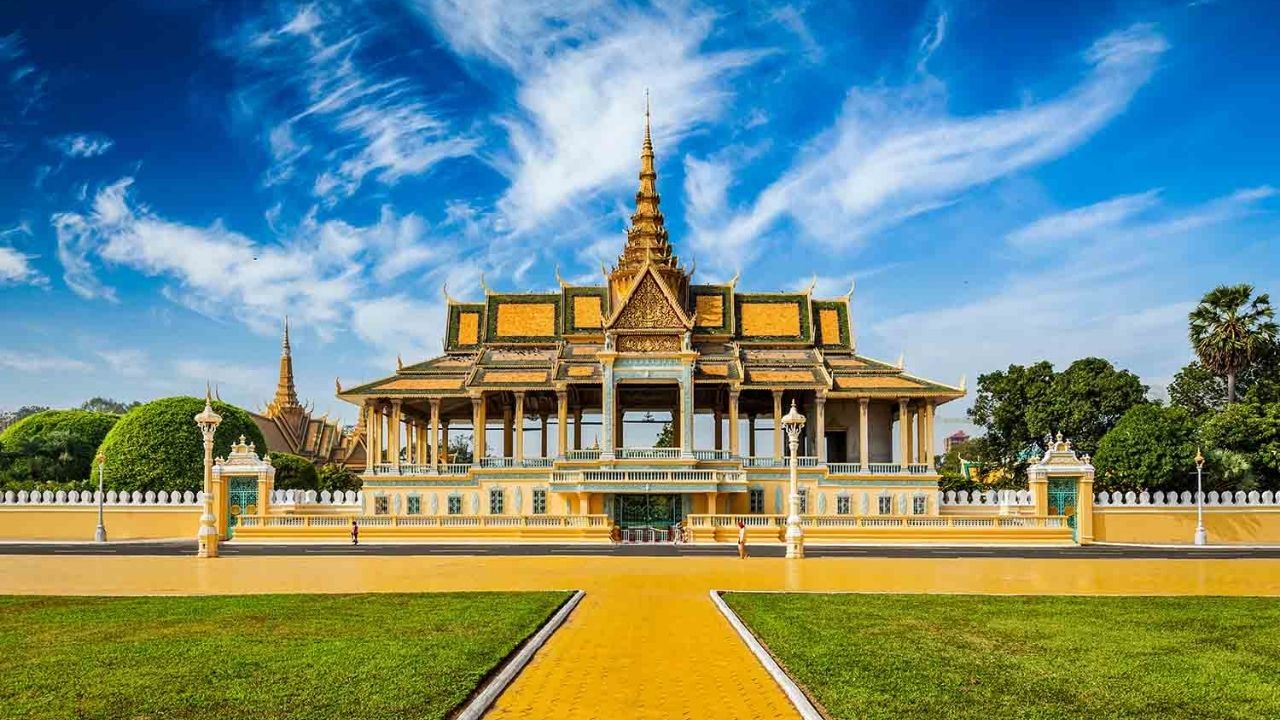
1096, 490, 1279, 507
0, 489, 202, 506
939, 489, 1033, 506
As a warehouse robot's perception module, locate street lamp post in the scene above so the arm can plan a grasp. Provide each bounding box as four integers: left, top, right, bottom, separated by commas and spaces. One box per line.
781, 399, 807, 559
194, 389, 223, 558
1194, 448, 1207, 546
94, 452, 107, 543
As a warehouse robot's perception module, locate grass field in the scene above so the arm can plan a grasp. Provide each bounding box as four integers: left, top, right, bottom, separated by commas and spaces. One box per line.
723, 593, 1280, 720
0, 592, 570, 720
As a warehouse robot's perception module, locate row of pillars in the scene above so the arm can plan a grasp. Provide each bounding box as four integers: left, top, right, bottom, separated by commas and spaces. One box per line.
365, 392, 938, 470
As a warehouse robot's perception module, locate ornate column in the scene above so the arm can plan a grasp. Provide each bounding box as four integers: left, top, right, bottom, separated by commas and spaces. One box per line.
441, 420, 450, 464
429, 398, 441, 471
713, 408, 723, 450
540, 413, 549, 458
195, 393, 222, 559
616, 398, 625, 449
514, 392, 525, 462
557, 391, 569, 457
680, 365, 695, 458
859, 398, 870, 469
815, 392, 827, 464
706, 491, 717, 515
363, 402, 375, 473
573, 407, 583, 451
601, 363, 616, 460
748, 414, 757, 457
471, 395, 486, 464
772, 390, 784, 459
578, 491, 592, 516
923, 401, 935, 467
897, 398, 910, 467
390, 400, 402, 472
502, 397, 514, 458
728, 390, 741, 458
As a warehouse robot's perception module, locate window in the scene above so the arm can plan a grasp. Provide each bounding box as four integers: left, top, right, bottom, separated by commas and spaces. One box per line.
447, 495, 462, 515
532, 489, 547, 515
489, 488, 505, 515
797, 488, 808, 514
877, 494, 892, 515
912, 494, 927, 515
407, 495, 421, 515
374, 496, 389, 515
749, 488, 764, 514
837, 495, 851, 515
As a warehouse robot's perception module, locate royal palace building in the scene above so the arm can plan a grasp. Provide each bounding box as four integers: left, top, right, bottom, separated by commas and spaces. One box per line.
333, 111, 966, 537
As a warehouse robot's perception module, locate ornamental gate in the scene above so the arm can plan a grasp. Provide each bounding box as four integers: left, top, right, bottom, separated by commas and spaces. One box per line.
1048, 477, 1078, 542
226, 476, 258, 538
614, 494, 682, 543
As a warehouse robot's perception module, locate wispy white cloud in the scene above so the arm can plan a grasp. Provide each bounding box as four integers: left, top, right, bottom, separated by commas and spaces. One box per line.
916, 10, 947, 74
417, 0, 761, 232
0, 351, 91, 373
770, 5, 825, 65
690, 23, 1169, 267
227, 2, 478, 202
872, 185, 1278, 412
50, 132, 114, 158
0, 223, 47, 287
49, 175, 481, 362
95, 348, 149, 378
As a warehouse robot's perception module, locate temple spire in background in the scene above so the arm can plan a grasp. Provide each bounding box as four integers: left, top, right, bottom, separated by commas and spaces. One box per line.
266, 316, 301, 416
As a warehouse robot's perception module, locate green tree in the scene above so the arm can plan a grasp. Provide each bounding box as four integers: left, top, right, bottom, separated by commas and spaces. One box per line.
654, 421, 675, 448
0, 405, 50, 433
79, 397, 141, 415
0, 410, 119, 488
1199, 401, 1280, 490
317, 463, 362, 492
1188, 284, 1278, 403
445, 434, 473, 464
269, 452, 320, 490
1093, 405, 1198, 492
936, 436, 997, 491
95, 397, 266, 494
1031, 358, 1148, 458
969, 358, 1146, 478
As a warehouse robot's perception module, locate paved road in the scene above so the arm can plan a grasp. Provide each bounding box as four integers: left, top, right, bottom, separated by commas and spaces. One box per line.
2, 541, 1279, 559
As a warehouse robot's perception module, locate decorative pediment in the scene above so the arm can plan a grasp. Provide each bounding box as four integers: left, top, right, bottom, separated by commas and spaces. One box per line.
607, 267, 691, 331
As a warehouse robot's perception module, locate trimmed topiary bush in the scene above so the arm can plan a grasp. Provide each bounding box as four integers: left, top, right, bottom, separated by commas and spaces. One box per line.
269, 452, 320, 491
95, 397, 266, 493
0, 410, 119, 487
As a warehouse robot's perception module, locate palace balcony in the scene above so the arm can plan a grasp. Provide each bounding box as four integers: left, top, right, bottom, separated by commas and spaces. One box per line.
364, 453, 938, 482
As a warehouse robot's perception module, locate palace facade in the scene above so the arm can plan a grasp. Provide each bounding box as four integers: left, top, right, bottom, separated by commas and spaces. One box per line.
334, 112, 965, 535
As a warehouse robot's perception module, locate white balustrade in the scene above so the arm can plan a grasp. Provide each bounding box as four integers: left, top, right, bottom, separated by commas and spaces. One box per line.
0, 488, 201, 506
1096, 489, 1280, 507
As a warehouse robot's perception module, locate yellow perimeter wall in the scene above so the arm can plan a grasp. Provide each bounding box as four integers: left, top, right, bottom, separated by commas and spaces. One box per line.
1094, 507, 1280, 545
0, 507, 199, 541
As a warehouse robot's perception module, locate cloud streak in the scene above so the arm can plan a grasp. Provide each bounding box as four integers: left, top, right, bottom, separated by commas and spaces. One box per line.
690, 23, 1170, 267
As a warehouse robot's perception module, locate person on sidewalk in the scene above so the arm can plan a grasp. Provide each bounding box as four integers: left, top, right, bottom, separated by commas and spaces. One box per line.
351, 519, 359, 546
737, 520, 748, 559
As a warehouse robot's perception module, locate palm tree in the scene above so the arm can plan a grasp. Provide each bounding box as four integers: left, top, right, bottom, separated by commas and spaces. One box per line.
1188, 284, 1278, 403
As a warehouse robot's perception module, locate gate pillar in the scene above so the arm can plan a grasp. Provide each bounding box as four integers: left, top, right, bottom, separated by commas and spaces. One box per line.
1026, 433, 1096, 545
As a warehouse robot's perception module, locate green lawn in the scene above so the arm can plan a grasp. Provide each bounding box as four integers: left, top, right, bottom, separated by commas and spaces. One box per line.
723, 593, 1280, 720
0, 592, 570, 720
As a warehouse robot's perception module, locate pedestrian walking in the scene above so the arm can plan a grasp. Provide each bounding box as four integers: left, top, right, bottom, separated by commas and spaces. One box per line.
737, 520, 748, 559
351, 519, 359, 546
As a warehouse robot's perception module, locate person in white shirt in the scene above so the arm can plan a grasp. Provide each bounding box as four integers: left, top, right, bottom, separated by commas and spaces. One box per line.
736, 520, 748, 559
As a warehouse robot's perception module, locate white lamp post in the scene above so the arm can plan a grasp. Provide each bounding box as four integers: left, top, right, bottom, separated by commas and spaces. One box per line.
781, 399, 807, 559
1194, 448, 1207, 546
94, 451, 107, 543
194, 389, 222, 558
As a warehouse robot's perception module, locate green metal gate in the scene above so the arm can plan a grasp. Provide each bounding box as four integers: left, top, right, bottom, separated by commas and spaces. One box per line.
614, 494, 681, 529
1048, 477, 1079, 542
226, 476, 258, 538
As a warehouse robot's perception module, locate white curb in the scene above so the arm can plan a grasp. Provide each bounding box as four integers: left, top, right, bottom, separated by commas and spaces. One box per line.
710, 590, 824, 720
454, 589, 585, 720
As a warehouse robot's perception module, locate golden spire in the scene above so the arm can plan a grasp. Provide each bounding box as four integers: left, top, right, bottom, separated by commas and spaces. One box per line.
266, 316, 301, 416
618, 91, 676, 272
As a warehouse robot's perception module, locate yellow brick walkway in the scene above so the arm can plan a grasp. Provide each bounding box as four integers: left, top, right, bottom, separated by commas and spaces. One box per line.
2, 554, 1278, 718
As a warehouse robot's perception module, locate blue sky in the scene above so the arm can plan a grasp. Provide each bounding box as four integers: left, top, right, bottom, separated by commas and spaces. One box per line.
0, 0, 1277, 435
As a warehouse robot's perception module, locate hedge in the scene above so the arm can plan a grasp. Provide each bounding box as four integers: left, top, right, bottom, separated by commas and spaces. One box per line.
0, 410, 120, 485
95, 397, 266, 494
